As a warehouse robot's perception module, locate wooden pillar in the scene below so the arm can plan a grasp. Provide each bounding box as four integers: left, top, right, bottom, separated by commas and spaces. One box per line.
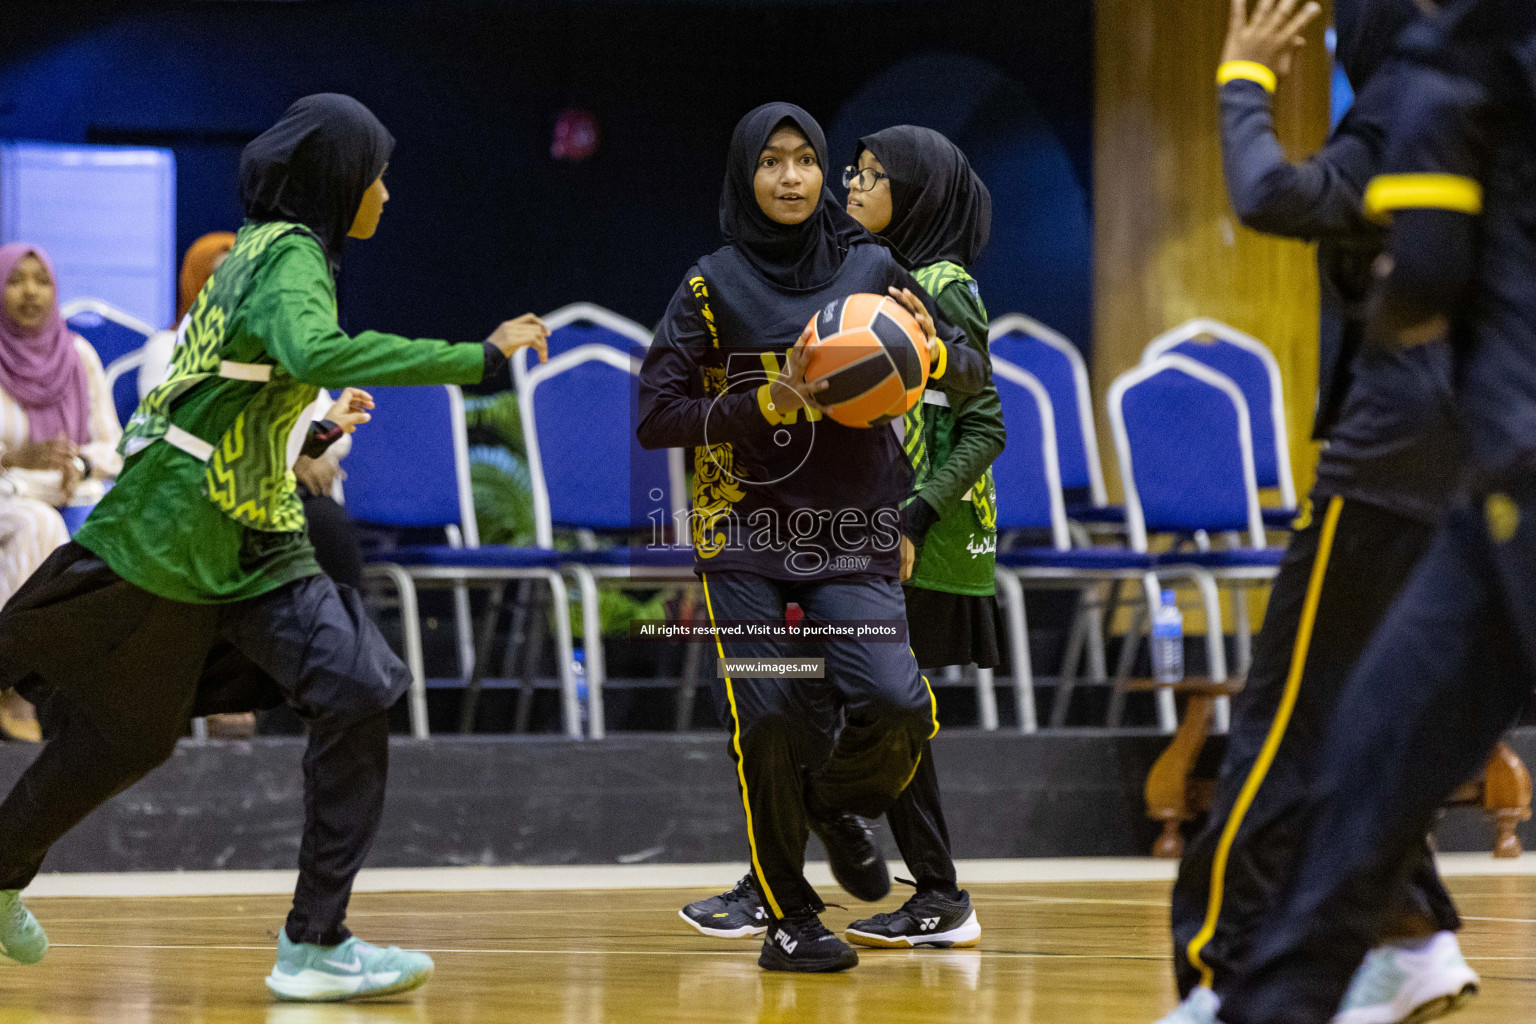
1093, 0, 1333, 503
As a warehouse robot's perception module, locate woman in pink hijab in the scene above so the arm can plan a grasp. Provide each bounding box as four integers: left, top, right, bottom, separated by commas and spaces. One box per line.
0, 244, 122, 741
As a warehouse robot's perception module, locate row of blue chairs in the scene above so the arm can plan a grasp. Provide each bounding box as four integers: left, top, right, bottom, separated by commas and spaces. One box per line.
60, 297, 1292, 740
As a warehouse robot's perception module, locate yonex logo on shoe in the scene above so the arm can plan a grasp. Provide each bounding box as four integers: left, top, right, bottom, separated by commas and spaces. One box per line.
775, 931, 798, 955
920, 918, 939, 931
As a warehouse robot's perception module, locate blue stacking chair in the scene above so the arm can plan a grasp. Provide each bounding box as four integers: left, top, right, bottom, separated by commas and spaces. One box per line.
513, 303, 654, 392
1142, 318, 1297, 527
343, 384, 580, 739
64, 299, 158, 427
991, 359, 1226, 733
989, 314, 1116, 526
1109, 354, 1288, 731
519, 344, 691, 739
103, 348, 150, 426
62, 298, 155, 369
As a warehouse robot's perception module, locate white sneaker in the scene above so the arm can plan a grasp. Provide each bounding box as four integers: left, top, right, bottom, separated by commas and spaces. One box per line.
1154, 986, 1221, 1024
1332, 932, 1479, 1024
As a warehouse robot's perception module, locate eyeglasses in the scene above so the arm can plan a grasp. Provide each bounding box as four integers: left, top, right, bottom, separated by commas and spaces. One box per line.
842, 166, 890, 192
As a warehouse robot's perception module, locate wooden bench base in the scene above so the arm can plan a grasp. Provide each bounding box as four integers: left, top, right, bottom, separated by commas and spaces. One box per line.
1142, 680, 1532, 859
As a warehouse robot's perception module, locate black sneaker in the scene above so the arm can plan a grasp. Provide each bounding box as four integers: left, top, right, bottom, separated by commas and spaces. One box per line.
678, 874, 768, 938
846, 883, 981, 949
810, 812, 890, 902
758, 910, 859, 973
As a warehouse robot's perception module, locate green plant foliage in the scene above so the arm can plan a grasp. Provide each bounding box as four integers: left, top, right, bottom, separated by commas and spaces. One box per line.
464, 391, 525, 451
469, 454, 536, 547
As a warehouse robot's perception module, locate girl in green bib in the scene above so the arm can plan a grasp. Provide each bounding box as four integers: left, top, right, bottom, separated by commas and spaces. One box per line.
841, 125, 1004, 948
0, 94, 547, 1001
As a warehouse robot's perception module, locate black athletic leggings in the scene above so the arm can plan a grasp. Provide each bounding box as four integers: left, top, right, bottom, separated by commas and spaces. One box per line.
0, 544, 406, 946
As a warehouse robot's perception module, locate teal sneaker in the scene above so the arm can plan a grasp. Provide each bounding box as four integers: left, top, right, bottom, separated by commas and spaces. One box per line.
265, 931, 434, 1002
0, 889, 47, 965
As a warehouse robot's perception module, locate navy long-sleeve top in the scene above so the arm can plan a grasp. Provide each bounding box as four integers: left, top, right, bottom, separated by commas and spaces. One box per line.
1218, 70, 1461, 524
637, 239, 984, 581
1364, 24, 1536, 483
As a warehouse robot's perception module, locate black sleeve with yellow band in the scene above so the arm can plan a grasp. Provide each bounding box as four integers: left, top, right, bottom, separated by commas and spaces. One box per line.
1217, 59, 1277, 93
1365, 67, 1492, 348
1215, 59, 1380, 240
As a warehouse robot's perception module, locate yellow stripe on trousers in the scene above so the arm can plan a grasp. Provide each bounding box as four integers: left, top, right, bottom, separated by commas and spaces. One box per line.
1185, 495, 1345, 988
700, 573, 785, 920
897, 662, 942, 792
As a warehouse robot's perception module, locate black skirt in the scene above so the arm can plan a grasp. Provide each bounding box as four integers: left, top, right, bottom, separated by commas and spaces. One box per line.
902, 584, 1003, 670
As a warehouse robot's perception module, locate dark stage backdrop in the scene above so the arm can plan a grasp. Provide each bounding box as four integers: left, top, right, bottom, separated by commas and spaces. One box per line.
0, 1, 1092, 350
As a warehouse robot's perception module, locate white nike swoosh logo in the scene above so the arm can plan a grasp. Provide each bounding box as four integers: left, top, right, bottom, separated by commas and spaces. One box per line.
322, 955, 362, 972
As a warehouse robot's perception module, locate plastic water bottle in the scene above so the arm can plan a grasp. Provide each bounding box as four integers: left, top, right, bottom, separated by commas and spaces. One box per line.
1152, 589, 1185, 684
573, 648, 590, 735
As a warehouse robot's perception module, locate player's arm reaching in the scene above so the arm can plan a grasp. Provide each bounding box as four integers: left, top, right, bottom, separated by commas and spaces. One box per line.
251, 236, 548, 389
1217, 0, 1380, 239
1364, 67, 1493, 347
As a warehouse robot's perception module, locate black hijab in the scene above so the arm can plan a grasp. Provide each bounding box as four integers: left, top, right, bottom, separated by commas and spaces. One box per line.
859, 125, 993, 272
719, 102, 868, 291
239, 93, 395, 273
1335, 0, 1421, 89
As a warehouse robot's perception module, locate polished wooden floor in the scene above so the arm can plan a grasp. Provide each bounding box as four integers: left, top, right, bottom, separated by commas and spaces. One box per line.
0, 876, 1532, 1023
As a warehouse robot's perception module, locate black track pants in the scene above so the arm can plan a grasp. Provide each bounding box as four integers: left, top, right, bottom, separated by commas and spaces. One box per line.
701, 571, 936, 920
1221, 490, 1536, 1024
1171, 497, 1459, 1000
0, 544, 408, 945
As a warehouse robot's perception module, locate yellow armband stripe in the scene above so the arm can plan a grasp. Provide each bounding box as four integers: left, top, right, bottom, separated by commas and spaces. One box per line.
930, 337, 948, 381
757, 384, 788, 426
1363, 173, 1483, 224
1217, 60, 1277, 94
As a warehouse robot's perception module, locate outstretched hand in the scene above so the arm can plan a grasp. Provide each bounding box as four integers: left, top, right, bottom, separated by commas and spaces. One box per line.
767, 325, 829, 415
1222, 0, 1323, 79
324, 387, 375, 433
489, 313, 550, 364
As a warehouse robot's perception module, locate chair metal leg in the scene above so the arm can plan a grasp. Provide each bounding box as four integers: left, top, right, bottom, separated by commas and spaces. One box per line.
513, 585, 543, 736
975, 667, 999, 732
1106, 602, 1147, 728
364, 563, 430, 739
1059, 592, 1091, 689
545, 570, 583, 740
1141, 574, 1178, 733
1086, 582, 1110, 682
459, 582, 508, 734
567, 565, 605, 739
1051, 600, 1088, 730
452, 580, 476, 685
675, 585, 703, 731
993, 570, 1036, 733
1191, 571, 1231, 734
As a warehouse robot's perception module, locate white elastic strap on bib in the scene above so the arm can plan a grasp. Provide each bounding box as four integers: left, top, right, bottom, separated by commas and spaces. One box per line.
922, 390, 950, 408
164, 424, 214, 463
219, 361, 271, 382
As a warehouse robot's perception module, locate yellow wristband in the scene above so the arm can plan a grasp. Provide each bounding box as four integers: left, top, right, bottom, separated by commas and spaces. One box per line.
757, 384, 788, 426
1217, 60, 1277, 94
930, 337, 948, 381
